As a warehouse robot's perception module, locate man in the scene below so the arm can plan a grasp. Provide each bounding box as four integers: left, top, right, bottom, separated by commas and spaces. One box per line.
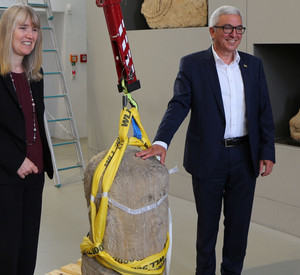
136, 5, 275, 275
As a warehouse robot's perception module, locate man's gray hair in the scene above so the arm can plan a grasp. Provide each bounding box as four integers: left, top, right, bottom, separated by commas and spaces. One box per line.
209, 6, 243, 27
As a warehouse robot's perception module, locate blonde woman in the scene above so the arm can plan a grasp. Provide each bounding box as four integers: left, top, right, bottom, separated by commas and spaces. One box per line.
0, 4, 53, 275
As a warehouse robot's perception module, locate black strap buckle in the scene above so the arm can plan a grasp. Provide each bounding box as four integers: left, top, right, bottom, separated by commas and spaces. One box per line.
224, 138, 235, 148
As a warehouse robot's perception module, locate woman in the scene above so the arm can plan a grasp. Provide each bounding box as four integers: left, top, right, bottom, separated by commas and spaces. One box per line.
0, 4, 53, 275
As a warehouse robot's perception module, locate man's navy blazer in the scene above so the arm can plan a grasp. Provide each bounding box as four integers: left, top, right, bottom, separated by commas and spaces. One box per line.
0, 70, 53, 183
154, 47, 275, 178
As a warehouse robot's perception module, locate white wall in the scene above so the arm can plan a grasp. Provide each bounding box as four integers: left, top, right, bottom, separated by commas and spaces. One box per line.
1, 0, 88, 138
50, 0, 87, 139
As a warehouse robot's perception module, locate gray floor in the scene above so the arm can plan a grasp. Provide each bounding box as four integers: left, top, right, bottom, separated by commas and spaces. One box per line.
37, 139, 300, 275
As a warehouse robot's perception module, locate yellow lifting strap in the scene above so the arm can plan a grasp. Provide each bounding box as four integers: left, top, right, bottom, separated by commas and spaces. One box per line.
80, 107, 170, 275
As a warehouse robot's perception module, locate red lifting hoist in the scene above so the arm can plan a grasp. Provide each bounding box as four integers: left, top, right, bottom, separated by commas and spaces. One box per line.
96, 0, 141, 108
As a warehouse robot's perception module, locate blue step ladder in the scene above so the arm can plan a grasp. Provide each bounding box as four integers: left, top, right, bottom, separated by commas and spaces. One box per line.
19, 0, 86, 187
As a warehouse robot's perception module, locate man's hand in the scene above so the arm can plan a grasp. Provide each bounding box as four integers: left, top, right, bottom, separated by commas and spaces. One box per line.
259, 160, 274, 177
135, 144, 167, 165
17, 157, 38, 179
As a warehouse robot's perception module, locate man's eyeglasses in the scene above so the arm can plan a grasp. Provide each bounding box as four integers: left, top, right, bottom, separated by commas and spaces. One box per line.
213, 24, 246, 34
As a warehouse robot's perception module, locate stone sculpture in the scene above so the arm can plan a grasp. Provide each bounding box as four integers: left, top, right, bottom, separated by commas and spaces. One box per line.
141, 0, 208, 29
81, 147, 169, 274
290, 108, 300, 142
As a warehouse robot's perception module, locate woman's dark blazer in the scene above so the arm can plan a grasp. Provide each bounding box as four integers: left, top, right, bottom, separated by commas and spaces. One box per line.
0, 70, 53, 183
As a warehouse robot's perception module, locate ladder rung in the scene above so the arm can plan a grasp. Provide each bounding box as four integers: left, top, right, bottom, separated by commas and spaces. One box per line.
58, 165, 83, 172
28, 3, 49, 8
47, 118, 72, 122
44, 72, 62, 75
53, 141, 77, 147
43, 49, 57, 52
44, 95, 66, 99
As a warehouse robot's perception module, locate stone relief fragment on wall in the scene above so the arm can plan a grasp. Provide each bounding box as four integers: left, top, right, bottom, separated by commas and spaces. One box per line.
141, 0, 208, 29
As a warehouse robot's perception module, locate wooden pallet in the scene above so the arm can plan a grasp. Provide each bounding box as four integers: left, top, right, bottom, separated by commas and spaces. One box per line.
46, 258, 82, 275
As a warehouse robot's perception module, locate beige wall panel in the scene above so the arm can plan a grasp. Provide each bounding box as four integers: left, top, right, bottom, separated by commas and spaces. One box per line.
86, 0, 247, 200
87, 2, 209, 199
253, 145, 300, 236
256, 145, 300, 208
253, 195, 300, 238
246, 0, 300, 236
87, 0, 300, 236
247, 0, 300, 53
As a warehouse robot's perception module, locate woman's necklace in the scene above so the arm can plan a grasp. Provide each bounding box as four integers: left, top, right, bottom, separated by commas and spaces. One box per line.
10, 72, 37, 146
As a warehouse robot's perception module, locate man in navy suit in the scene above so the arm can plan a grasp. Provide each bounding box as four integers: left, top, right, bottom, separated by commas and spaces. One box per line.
136, 5, 275, 275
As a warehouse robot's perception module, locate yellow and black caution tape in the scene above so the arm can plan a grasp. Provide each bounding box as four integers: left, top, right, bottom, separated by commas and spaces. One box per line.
80, 107, 169, 275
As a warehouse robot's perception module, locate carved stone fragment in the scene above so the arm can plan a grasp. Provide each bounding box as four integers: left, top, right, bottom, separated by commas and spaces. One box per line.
81, 147, 169, 274
141, 0, 208, 29
290, 109, 300, 142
